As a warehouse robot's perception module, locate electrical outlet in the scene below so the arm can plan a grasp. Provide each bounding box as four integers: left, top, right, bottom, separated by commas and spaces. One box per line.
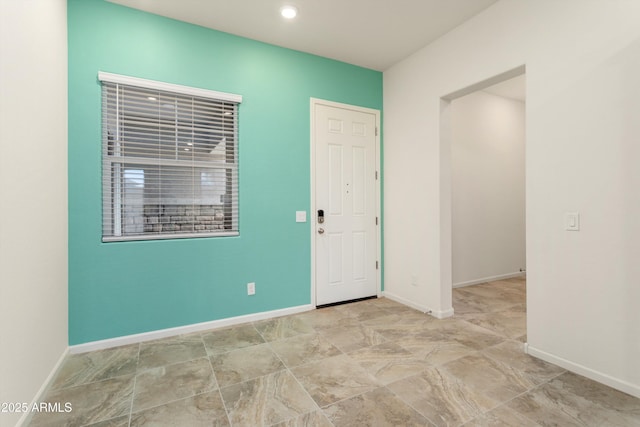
247, 282, 256, 296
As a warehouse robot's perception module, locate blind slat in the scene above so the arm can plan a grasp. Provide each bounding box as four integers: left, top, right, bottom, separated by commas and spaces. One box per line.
102, 77, 240, 242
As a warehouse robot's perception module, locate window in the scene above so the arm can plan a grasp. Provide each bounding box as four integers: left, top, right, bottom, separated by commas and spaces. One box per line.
99, 72, 241, 241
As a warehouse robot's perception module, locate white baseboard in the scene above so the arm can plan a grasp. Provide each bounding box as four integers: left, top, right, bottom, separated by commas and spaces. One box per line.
525, 344, 640, 399
381, 291, 454, 319
16, 347, 69, 427
453, 271, 525, 288
70, 304, 314, 354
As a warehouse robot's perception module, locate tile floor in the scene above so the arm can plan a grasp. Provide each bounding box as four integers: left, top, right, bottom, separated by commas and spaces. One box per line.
28, 277, 640, 426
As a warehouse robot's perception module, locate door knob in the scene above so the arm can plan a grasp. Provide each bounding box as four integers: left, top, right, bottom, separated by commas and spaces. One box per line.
318, 228, 325, 234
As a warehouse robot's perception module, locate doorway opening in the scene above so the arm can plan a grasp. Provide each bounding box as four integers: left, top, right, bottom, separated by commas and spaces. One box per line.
441, 66, 527, 340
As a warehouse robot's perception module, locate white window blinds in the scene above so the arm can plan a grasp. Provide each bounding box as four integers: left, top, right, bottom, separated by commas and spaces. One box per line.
99, 72, 241, 241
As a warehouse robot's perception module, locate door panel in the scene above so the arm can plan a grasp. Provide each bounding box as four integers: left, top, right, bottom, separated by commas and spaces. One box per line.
315, 103, 377, 305
328, 233, 343, 285
352, 231, 366, 280
352, 146, 366, 215
329, 144, 344, 215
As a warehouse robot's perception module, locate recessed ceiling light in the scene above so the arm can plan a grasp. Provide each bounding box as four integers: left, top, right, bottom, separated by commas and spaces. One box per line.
147, 96, 157, 101
280, 5, 298, 19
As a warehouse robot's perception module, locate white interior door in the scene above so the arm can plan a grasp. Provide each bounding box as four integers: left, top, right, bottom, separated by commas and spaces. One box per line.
313, 101, 378, 306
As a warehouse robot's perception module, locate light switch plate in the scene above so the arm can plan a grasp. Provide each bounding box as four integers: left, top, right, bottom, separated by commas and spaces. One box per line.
565, 212, 580, 231
296, 211, 307, 223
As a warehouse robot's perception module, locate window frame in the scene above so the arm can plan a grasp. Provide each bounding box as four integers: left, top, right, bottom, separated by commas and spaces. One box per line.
98, 72, 242, 242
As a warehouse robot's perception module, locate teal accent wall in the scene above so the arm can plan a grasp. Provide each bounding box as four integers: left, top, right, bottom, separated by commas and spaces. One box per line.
68, 0, 382, 344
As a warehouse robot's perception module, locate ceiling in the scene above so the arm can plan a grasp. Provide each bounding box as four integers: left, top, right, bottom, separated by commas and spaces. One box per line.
107, 0, 499, 71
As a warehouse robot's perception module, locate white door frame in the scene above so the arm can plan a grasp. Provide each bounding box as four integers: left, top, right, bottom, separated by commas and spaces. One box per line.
310, 97, 382, 307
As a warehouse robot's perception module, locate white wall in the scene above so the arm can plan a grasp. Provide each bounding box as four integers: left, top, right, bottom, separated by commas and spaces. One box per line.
0, 1, 68, 425
451, 91, 525, 286
384, 0, 640, 397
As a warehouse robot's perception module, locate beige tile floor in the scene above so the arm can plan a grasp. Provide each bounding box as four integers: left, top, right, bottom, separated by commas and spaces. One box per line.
28, 278, 640, 426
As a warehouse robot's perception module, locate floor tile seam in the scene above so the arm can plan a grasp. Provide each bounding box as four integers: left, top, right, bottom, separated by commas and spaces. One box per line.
217, 367, 290, 392
315, 385, 383, 411
447, 337, 507, 354
213, 387, 234, 427
285, 351, 383, 411
268, 334, 347, 369
455, 318, 508, 339
374, 367, 434, 388
132, 356, 218, 413
205, 345, 253, 358
391, 340, 477, 368
250, 320, 269, 342
314, 335, 367, 355
130, 387, 221, 418
199, 332, 227, 393
428, 359, 527, 411
43, 370, 138, 396
281, 362, 327, 421
439, 361, 536, 402
136, 340, 208, 373
471, 384, 546, 426
126, 373, 136, 427
196, 330, 207, 349
204, 351, 222, 392
264, 339, 296, 371
50, 344, 142, 392
476, 348, 565, 391
340, 347, 394, 374
380, 384, 438, 427
137, 337, 203, 353
271, 346, 347, 371
435, 349, 483, 368
458, 310, 524, 321
50, 372, 128, 393
205, 337, 269, 357
199, 323, 257, 344
479, 337, 527, 354
136, 353, 212, 375
344, 344, 433, 375
476, 339, 541, 367
134, 342, 141, 370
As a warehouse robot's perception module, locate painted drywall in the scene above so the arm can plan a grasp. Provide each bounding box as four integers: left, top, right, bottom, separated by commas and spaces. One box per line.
0, 0, 68, 425
384, 0, 640, 396
451, 90, 525, 286
68, 0, 382, 345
